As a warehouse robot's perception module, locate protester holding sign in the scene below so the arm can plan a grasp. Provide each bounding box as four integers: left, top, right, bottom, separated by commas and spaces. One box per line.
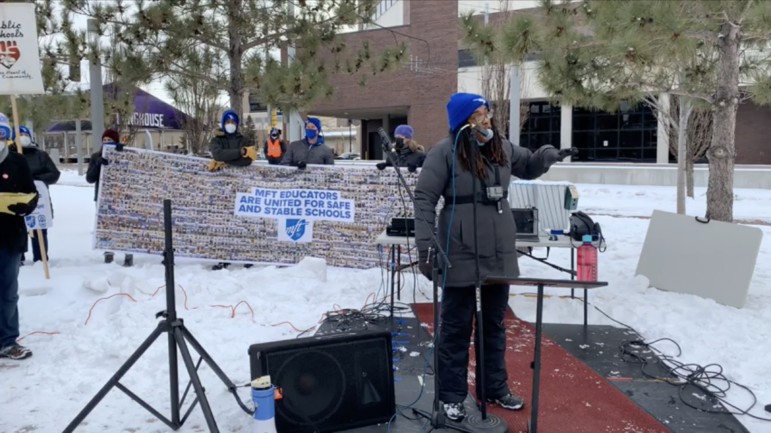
280, 117, 335, 168
0, 115, 38, 360
208, 109, 256, 170
375, 124, 425, 173
87, 129, 134, 267
413, 93, 575, 422
12, 126, 59, 264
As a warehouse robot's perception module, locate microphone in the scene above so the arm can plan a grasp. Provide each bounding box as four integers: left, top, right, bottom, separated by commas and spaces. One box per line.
377, 127, 393, 152
472, 125, 494, 142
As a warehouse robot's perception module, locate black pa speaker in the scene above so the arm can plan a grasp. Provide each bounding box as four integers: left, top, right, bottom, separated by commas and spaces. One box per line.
248, 331, 395, 433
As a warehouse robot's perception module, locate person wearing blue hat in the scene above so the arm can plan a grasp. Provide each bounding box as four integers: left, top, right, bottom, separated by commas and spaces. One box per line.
413, 93, 576, 422
376, 124, 426, 172
280, 117, 335, 168
10, 126, 60, 264
209, 109, 258, 169
0, 113, 38, 360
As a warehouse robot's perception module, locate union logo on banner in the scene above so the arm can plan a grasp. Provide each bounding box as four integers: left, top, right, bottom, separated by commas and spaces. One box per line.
0, 40, 20, 70
279, 218, 313, 243
285, 219, 307, 241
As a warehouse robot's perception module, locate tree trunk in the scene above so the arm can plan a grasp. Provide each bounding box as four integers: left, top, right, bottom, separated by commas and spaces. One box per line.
686, 157, 695, 198
676, 96, 690, 215
706, 23, 740, 222
227, 0, 245, 115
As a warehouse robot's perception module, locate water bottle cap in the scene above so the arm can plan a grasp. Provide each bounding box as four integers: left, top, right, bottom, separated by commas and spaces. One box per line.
582, 235, 593, 243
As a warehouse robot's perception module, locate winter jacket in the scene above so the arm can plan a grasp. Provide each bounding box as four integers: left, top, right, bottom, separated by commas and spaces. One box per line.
413, 136, 560, 287
209, 127, 253, 167
384, 141, 426, 169
0, 151, 39, 253
264, 137, 287, 165
15, 146, 60, 186
280, 139, 335, 166
86, 149, 104, 202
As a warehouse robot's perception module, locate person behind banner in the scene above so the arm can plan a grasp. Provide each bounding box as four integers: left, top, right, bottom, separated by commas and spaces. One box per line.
0, 115, 38, 360
264, 128, 287, 165
413, 93, 575, 422
208, 109, 257, 170
86, 128, 134, 267
11, 126, 60, 265
280, 117, 335, 168
375, 124, 425, 173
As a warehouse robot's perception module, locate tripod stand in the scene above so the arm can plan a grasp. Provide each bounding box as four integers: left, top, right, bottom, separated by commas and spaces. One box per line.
63, 199, 251, 433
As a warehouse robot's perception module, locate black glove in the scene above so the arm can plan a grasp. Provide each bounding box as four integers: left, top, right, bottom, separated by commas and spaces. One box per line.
557, 147, 578, 161
418, 250, 432, 281
407, 163, 417, 173
115, 143, 124, 151
376, 162, 386, 170
100, 157, 110, 166
297, 160, 307, 170
8, 203, 33, 216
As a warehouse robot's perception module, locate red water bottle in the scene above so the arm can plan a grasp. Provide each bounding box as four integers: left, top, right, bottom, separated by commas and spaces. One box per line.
576, 235, 598, 281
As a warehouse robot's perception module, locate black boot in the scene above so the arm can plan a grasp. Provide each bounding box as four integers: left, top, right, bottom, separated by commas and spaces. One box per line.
104, 252, 114, 264
123, 254, 134, 267
244, 264, 253, 269
212, 262, 230, 271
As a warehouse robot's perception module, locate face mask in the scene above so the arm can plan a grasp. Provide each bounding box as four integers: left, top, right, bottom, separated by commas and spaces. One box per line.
224, 124, 236, 134
474, 126, 494, 144
20, 136, 32, 147
305, 129, 318, 139
270, 134, 278, 139
0, 141, 6, 152
395, 138, 405, 148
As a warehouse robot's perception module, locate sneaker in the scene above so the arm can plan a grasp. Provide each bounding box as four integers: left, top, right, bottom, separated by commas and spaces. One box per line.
443, 402, 467, 422
488, 393, 524, 410
0, 344, 32, 360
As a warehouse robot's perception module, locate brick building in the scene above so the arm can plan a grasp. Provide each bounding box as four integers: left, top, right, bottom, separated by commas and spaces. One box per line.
301, 0, 771, 164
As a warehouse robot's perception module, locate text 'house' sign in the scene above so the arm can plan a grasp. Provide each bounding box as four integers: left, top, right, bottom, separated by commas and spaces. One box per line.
0, 4, 45, 95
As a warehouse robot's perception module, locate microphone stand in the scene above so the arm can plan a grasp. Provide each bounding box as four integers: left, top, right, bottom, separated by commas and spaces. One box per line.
377, 132, 452, 431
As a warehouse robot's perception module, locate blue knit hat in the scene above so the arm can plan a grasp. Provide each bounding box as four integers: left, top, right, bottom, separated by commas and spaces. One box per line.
220, 109, 239, 133
305, 117, 322, 132
446, 93, 489, 132
394, 124, 413, 139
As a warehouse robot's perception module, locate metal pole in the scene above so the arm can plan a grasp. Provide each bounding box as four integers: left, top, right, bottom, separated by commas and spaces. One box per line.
484, 2, 489, 24
509, 64, 520, 145
75, 119, 83, 175
87, 19, 105, 145
286, 0, 302, 142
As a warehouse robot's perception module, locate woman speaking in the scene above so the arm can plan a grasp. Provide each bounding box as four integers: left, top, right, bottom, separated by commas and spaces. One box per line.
413, 92, 573, 421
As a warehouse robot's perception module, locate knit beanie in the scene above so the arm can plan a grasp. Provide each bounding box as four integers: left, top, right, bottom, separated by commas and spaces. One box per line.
394, 124, 413, 139
305, 117, 322, 133
102, 128, 120, 143
446, 93, 489, 132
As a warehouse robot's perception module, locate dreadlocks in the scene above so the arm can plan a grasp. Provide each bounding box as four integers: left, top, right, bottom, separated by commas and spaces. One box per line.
454, 117, 507, 180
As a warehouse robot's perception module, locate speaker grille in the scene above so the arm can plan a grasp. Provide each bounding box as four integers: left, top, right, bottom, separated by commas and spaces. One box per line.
250, 331, 394, 433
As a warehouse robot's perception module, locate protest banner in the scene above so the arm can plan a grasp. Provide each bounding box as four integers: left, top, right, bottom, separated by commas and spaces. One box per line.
94, 147, 418, 269
0, 3, 45, 95
25, 180, 52, 230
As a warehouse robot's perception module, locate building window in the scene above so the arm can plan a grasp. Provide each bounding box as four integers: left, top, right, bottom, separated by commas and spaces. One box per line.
458, 49, 477, 68
520, 101, 561, 151
572, 102, 657, 162
372, 0, 397, 21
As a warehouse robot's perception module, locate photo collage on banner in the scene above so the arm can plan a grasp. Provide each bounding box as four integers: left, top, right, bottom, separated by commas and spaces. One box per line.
93, 147, 419, 269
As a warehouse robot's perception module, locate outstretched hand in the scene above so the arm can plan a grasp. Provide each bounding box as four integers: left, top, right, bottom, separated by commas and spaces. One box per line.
557, 147, 579, 161
376, 162, 387, 170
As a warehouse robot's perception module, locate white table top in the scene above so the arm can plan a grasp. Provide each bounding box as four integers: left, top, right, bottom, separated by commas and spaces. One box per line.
375, 230, 581, 249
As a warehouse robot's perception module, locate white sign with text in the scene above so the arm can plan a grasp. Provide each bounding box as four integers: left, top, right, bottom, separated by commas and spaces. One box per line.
0, 4, 45, 95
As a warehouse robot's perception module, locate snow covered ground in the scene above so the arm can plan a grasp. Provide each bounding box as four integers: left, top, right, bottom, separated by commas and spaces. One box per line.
2, 170, 770, 433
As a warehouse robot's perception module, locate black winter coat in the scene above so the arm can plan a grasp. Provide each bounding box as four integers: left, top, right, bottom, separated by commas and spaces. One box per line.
86, 149, 103, 201
0, 152, 39, 253
280, 139, 335, 166
414, 137, 560, 287
209, 128, 253, 167
17, 146, 60, 186
384, 144, 426, 169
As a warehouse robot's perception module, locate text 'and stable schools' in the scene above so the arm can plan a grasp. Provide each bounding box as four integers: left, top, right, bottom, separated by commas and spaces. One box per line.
234, 187, 355, 223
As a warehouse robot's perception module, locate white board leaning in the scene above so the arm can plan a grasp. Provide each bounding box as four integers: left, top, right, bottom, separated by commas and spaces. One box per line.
0, 3, 45, 95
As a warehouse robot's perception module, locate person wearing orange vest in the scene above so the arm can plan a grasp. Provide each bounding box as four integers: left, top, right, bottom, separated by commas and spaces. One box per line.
264, 128, 286, 165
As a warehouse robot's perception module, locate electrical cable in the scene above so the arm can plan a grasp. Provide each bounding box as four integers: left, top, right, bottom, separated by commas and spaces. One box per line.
580, 300, 771, 423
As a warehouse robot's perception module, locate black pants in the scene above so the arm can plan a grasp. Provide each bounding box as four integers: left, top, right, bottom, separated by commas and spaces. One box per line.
21, 229, 49, 263
437, 284, 510, 404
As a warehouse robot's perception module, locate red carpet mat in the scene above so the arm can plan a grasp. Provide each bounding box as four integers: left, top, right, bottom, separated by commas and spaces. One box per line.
412, 303, 669, 433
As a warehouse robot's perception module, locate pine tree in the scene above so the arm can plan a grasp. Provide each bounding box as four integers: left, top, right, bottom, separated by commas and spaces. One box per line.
243, 115, 258, 148
462, 0, 771, 222
62, 0, 408, 116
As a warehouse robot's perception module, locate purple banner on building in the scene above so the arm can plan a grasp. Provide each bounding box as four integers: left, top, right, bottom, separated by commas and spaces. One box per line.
46, 84, 188, 132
